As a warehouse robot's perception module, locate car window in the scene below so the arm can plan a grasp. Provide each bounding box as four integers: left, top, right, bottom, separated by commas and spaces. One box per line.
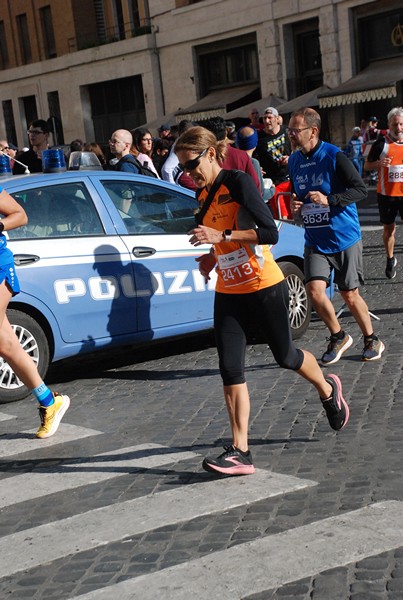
101, 179, 198, 234
7, 182, 104, 239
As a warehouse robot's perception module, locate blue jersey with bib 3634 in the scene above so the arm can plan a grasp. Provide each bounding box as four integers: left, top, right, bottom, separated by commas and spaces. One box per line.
288, 141, 361, 254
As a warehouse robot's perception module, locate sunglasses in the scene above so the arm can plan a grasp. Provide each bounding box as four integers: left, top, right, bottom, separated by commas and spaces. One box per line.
27, 129, 45, 135
178, 148, 208, 172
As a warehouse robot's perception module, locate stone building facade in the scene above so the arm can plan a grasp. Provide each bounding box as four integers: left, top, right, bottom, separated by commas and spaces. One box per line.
0, 0, 401, 149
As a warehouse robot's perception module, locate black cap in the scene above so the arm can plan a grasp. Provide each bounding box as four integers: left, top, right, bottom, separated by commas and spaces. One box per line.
8, 143, 18, 150
368, 116, 378, 122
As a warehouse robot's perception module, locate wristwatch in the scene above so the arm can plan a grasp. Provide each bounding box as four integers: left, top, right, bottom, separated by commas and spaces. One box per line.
223, 229, 232, 242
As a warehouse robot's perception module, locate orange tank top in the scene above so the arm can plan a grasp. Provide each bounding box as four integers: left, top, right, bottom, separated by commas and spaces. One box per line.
378, 135, 403, 196
198, 181, 284, 294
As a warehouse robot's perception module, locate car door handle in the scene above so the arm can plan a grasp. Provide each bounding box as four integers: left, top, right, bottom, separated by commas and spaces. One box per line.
13, 254, 40, 266
132, 246, 156, 258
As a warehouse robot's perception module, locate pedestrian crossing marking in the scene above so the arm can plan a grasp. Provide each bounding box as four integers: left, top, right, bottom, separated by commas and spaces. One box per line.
0, 412, 15, 422
0, 423, 103, 458
0, 469, 316, 579
0, 444, 200, 508
69, 500, 403, 600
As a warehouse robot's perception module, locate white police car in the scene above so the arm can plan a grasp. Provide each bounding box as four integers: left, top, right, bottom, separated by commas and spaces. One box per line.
0, 171, 314, 403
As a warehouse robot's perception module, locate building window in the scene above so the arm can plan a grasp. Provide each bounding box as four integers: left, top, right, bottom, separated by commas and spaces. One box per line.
88, 75, 146, 144
48, 91, 64, 145
16, 14, 32, 65
2, 100, 17, 146
40, 6, 57, 59
0, 21, 9, 69
285, 19, 323, 98
197, 35, 259, 96
357, 8, 403, 67
129, 0, 141, 29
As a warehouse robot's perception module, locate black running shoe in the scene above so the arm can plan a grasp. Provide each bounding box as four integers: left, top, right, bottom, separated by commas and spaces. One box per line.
385, 256, 397, 280
202, 445, 255, 475
321, 374, 349, 431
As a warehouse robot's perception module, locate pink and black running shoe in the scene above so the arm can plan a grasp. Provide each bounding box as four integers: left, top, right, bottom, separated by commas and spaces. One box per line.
202, 445, 255, 475
322, 374, 349, 431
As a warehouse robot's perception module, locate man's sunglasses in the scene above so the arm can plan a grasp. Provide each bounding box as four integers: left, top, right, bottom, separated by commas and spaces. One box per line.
178, 148, 208, 172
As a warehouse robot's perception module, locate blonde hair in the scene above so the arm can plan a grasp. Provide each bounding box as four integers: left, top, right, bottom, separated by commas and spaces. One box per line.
175, 126, 227, 163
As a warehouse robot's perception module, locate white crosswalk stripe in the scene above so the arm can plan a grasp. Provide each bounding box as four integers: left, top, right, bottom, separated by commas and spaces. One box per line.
0, 419, 402, 599
0, 422, 103, 457
0, 469, 316, 579
0, 443, 201, 508
70, 501, 403, 600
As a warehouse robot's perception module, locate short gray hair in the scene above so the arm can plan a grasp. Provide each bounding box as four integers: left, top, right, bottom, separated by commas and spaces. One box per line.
387, 107, 403, 122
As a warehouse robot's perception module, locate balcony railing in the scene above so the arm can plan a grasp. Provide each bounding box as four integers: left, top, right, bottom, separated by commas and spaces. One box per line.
68, 20, 152, 53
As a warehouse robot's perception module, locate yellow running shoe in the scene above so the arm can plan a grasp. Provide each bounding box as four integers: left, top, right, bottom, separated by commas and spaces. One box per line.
36, 392, 70, 439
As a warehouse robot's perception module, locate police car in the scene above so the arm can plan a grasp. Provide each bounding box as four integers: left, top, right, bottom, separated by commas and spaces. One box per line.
0, 171, 313, 404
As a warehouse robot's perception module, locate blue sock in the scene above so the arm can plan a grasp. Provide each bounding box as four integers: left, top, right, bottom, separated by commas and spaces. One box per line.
32, 383, 54, 407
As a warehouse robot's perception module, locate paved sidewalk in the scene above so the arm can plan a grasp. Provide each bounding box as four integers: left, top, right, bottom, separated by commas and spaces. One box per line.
0, 225, 401, 599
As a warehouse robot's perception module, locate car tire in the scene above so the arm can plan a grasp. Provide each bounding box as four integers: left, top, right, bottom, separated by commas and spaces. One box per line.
0, 309, 50, 404
278, 261, 312, 339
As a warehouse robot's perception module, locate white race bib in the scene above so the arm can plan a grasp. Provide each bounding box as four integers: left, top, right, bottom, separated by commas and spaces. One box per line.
300, 202, 330, 228
217, 247, 258, 287
388, 165, 403, 182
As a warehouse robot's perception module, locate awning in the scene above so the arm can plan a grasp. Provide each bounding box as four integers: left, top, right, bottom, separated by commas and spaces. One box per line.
276, 85, 330, 114
318, 57, 403, 108
175, 84, 259, 122
224, 94, 286, 120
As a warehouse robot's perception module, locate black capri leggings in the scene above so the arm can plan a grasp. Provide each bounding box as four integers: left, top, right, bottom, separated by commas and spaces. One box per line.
214, 280, 304, 386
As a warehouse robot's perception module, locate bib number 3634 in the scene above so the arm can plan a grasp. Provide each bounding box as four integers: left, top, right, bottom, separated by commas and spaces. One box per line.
301, 202, 330, 228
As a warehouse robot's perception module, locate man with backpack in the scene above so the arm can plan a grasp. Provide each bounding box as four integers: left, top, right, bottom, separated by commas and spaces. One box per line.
109, 129, 140, 173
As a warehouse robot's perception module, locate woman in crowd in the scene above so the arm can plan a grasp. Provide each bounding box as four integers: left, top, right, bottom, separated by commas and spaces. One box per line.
174, 126, 349, 476
131, 128, 159, 177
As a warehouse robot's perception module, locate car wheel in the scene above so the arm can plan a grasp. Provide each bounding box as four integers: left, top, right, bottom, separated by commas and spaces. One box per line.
278, 261, 312, 339
0, 309, 50, 404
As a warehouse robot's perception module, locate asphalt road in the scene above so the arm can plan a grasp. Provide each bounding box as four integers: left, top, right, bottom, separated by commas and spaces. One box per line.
0, 218, 402, 600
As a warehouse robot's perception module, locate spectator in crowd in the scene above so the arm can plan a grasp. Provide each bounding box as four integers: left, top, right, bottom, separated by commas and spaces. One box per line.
131, 128, 160, 177
200, 117, 261, 193
288, 107, 384, 364
254, 107, 291, 186
152, 138, 171, 177
364, 106, 403, 280
161, 120, 195, 186
0, 140, 18, 170
248, 107, 264, 131
363, 117, 389, 185
158, 124, 174, 144
225, 121, 236, 143
83, 142, 107, 169
69, 138, 84, 154
363, 116, 381, 143
344, 126, 364, 175
236, 126, 275, 203
13, 120, 50, 174
108, 129, 139, 173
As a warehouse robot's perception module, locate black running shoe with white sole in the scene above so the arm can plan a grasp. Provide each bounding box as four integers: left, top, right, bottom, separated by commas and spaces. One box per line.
385, 256, 397, 280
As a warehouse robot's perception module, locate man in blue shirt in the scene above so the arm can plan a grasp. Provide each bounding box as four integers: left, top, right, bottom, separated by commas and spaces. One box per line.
288, 107, 384, 364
